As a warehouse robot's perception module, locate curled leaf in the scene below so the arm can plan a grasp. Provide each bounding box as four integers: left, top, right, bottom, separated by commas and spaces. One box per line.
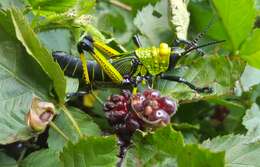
26, 97, 55, 132
169, 0, 190, 40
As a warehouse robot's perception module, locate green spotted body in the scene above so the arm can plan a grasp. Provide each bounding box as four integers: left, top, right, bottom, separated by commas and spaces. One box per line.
135, 45, 171, 76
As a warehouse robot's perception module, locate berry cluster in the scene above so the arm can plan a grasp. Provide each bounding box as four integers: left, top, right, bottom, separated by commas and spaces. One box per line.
103, 89, 177, 140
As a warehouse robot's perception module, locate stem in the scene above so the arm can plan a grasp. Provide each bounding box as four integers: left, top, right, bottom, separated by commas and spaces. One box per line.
109, 0, 132, 11
61, 105, 83, 137
91, 91, 104, 106
17, 148, 27, 164
49, 122, 69, 141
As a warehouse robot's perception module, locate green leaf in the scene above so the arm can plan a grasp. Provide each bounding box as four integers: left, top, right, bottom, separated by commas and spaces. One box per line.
203, 134, 260, 167
212, 0, 256, 51
21, 149, 61, 167
38, 29, 73, 53
156, 55, 244, 102
125, 126, 224, 166
10, 8, 66, 103
60, 136, 118, 167
27, 0, 77, 14
0, 151, 17, 167
0, 0, 24, 9
48, 107, 101, 151
169, 0, 190, 40
240, 29, 260, 69
188, 1, 232, 49
0, 10, 51, 144
133, 0, 173, 46
243, 103, 260, 142
95, 2, 135, 44
177, 144, 225, 167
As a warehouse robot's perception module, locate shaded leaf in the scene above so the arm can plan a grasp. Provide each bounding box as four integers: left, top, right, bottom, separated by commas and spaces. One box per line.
0, 151, 17, 167
10, 8, 66, 103
48, 107, 101, 151
38, 29, 73, 53
156, 55, 244, 102
133, 0, 172, 46
60, 136, 118, 167
0, 10, 51, 144
21, 149, 61, 167
95, 2, 135, 44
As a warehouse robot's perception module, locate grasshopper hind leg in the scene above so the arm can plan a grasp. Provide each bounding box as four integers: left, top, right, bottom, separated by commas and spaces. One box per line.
160, 74, 213, 93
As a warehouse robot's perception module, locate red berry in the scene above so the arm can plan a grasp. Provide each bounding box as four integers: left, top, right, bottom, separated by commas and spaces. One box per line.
143, 89, 160, 99
158, 97, 177, 116
149, 109, 170, 124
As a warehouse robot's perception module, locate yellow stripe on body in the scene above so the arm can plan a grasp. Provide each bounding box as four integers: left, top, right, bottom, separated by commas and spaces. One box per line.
79, 53, 90, 84
91, 48, 124, 84
94, 41, 121, 58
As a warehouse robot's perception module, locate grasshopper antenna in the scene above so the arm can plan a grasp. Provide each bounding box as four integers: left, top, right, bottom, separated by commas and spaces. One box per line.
190, 16, 216, 46
181, 40, 225, 56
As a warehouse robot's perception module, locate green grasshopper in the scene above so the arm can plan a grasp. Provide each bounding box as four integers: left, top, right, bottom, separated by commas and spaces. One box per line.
53, 33, 224, 95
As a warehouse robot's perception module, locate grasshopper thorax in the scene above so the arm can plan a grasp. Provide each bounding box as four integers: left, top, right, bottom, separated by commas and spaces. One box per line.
135, 43, 171, 76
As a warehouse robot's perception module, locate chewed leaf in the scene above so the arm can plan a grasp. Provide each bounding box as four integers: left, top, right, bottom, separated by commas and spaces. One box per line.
169, 0, 190, 40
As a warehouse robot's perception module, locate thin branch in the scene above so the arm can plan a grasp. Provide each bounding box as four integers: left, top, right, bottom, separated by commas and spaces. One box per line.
109, 0, 132, 11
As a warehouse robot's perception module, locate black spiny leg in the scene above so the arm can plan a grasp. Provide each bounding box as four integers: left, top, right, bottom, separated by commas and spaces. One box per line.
160, 74, 213, 93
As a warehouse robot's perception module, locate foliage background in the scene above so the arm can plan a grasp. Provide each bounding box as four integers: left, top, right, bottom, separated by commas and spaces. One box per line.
0, 0, 260, 166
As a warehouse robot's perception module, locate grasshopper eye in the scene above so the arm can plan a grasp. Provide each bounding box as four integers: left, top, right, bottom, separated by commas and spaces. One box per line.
159, 43, 171, 57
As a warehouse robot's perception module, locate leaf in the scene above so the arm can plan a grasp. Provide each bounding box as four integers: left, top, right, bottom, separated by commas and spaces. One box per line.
10, 8, 66, 103
242, 103, 260, 142
20, 149, 61, 167
0, 0, 24, 9
38, 29, 73, 53
125, 126, 224, 167
0, 10, 51, 144
188, 1, 232, 50
48, 107, 101, 151
169, 0, 190, 40
156, 55, 245, 102
95, 2, 135, 44
177, 144, 225, 167
212, 0, 256, 51
26, 0, 77, 14
133, 0, 173, 46
203, 134, 260, 167
60, 136, 118, 167
240, 29, 260, 69
0, 151, 17, 167
240, 64, 260, 91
